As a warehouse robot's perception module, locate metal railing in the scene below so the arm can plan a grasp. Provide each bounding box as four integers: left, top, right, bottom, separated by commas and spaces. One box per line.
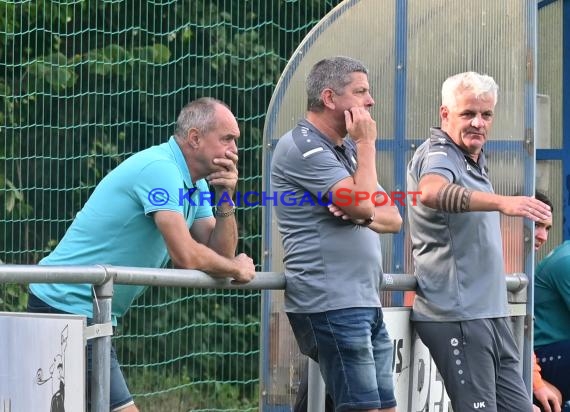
0, 265, 528, 411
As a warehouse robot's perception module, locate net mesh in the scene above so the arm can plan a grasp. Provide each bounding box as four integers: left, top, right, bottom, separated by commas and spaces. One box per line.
0, 0, 341, 409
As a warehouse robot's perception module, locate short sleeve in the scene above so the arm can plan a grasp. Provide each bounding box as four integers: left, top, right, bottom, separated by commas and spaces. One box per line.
419, 142, 459, 183
193, 179, 214, 220
282, 146, 350, 198
132, 161, 186, 215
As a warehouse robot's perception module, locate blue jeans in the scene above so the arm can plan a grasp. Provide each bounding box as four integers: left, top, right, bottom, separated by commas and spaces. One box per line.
27, 292, 134, 410
287, 307, 396, 411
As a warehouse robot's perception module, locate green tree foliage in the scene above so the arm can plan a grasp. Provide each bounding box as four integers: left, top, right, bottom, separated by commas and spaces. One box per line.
0, 0, 341, 407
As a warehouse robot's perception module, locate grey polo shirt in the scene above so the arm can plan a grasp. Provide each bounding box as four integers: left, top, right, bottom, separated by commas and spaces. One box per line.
270, 119, 383, 313
407, 127, 508, 322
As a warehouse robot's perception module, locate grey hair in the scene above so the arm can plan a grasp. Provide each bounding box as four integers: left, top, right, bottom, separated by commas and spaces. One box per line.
441, 71, 498, 109
173, 97, 229, 140
306, 56, 369, 112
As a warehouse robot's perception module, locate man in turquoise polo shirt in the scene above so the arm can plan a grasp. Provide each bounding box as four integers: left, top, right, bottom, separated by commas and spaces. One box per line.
28, 97, 256, 412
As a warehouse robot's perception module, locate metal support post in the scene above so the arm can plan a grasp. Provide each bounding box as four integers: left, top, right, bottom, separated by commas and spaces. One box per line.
91, 276, 114, 412
307, 358, 326, 412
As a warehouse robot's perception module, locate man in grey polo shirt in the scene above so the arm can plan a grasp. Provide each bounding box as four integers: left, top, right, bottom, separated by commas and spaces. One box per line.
271, 56, 402, 411
407, 71, 552, 412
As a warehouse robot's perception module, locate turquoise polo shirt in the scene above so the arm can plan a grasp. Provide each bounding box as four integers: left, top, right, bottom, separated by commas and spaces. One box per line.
30, 137, 213, 322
